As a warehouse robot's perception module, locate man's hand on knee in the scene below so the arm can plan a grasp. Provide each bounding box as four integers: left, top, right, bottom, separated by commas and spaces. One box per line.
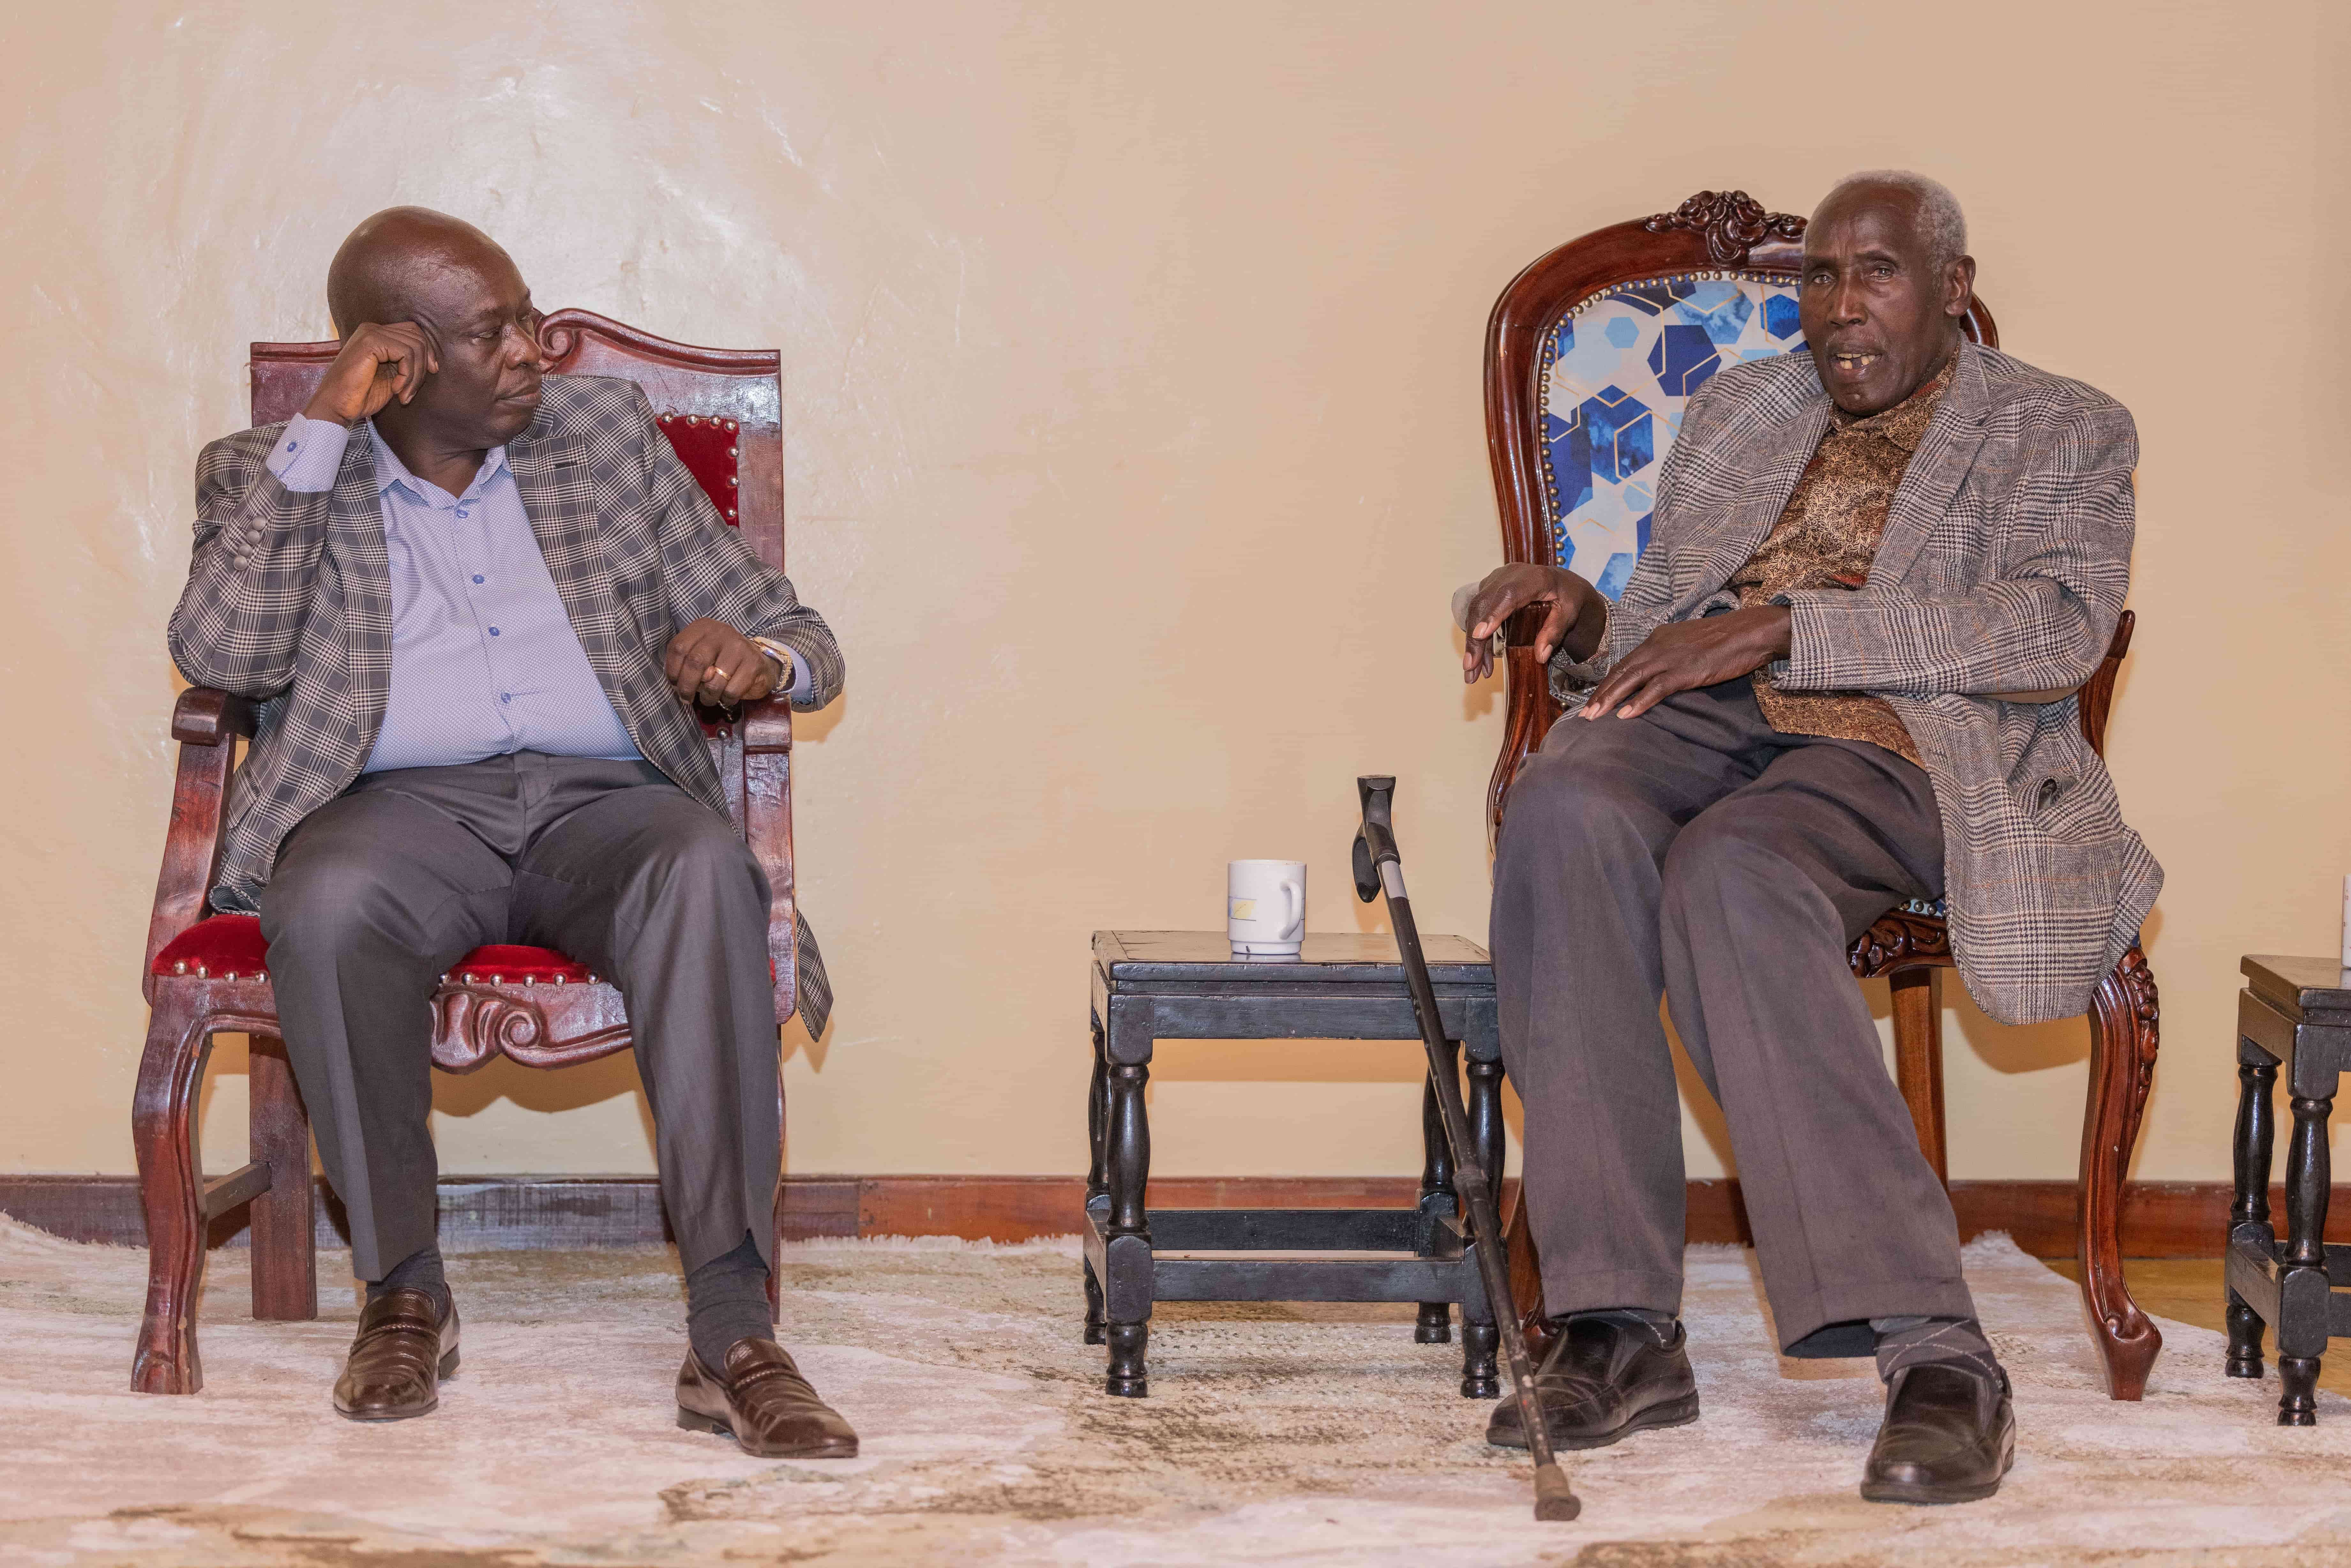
1582, 607, 1792, 720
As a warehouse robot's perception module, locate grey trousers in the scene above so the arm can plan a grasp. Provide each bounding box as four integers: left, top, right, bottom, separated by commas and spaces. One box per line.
1490, 678, 1976, 1354
258, 751, 781, 1281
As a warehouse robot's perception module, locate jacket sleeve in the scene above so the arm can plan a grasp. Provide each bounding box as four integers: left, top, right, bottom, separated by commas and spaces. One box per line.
165, 426, 335, 697
637, 387, 846, 711
1775, 398, 2136, 697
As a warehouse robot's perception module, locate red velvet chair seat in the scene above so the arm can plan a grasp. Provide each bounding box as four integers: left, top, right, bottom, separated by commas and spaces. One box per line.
151, 913, 596, 985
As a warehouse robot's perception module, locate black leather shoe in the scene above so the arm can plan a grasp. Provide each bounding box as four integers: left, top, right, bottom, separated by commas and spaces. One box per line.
1486, 1313, 1699, 1450
334, 1287, 458, 1421
1861, 1363, 2015, 1504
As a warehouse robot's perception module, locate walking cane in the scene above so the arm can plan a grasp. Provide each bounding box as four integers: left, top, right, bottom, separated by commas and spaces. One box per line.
1352, 774, 1580, 1523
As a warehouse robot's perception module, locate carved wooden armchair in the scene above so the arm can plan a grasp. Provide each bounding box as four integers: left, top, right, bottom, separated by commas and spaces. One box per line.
132, 312, 804, 1395
1481, 192, 2163, 1399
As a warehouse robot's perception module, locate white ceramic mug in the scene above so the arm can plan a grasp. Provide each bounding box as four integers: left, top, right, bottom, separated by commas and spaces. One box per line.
1228, 859, 1306, 956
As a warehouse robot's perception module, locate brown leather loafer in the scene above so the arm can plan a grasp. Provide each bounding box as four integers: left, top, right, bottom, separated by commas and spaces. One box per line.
334, 1287, 458, 1422
676, 1338, 858, 1458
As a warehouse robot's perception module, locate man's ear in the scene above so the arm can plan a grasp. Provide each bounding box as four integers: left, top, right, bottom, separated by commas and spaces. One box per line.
1946, 256, 1978, 318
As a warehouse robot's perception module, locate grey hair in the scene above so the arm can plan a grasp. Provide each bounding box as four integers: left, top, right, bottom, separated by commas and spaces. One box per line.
1817, 170, 1969, 272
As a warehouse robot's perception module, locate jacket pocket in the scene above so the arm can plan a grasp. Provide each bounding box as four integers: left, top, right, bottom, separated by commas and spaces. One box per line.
2030, 763, 2127, 848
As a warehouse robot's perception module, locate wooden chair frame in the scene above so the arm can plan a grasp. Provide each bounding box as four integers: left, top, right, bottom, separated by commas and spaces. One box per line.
1482, 192, 2162, 1399
132, 311, 803, 1395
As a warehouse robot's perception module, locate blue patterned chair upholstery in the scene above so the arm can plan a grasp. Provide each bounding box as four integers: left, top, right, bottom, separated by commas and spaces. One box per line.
1482, 191, 2159, 1404
1541, 276, 1806, 600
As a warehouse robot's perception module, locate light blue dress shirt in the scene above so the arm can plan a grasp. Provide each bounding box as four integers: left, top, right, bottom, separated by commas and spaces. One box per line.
266, 415, 639, 771
265, 415, 812, 773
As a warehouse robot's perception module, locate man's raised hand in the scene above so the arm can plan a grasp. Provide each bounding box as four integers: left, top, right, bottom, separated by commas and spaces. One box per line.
1580, 605, 1792, 721
1459, 564, 1601, 683
664, 618, 778, 708
301, 322, 438, 425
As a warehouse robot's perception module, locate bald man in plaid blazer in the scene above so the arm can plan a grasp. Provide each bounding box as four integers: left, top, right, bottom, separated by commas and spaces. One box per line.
167, 208, 857, 1456
1461, 173, 2160, 1504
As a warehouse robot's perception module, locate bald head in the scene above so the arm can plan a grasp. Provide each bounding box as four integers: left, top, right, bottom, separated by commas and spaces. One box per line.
322, 207, 546, 452
326, 207, 517, 338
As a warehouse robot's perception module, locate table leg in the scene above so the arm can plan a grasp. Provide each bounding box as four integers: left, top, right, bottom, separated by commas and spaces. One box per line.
1084, 1012, 1109, 1346
1459, 1048, 1504, 1398
1467, 1054, 1504, 1207
2228, 1053, 2277, 1379
1104, 1056, 1152, 1398
1416, 1041, 1459, 1345
1459, 1265, 1501, 1400
2278, 1081, 2334, 1426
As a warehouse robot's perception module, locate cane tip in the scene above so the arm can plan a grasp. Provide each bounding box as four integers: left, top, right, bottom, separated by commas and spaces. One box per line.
1532, 1463, 1581, 1521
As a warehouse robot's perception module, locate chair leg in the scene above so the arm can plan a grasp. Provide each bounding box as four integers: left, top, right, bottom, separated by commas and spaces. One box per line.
131, 990, 212, 1395
1889, 967, 1948, 1185
246, 1035, 317, 1322
2078, 943, 2162, 1400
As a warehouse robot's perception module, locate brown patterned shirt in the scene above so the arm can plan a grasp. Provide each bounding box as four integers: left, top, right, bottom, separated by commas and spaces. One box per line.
1729, 351, 1956, 767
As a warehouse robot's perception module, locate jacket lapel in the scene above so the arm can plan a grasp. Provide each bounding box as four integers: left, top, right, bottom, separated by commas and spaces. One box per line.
1872, 339, 1993, 587
327, 430, 393, 748
506, 409, 632, 695
1669, 367, 1829, 619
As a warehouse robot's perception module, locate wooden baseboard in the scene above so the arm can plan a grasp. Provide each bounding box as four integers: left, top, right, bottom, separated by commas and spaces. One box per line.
0, 1172, 2278, 1258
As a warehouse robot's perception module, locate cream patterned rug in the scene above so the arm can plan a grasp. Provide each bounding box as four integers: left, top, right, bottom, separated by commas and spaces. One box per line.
3, 1215, 2348, 1566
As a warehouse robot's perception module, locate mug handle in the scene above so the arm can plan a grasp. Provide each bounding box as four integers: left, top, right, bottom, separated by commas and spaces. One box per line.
1278, 878, 1304, 939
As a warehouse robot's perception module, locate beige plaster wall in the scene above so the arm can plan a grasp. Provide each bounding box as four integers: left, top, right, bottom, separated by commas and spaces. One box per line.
3, 1, 2345, 1190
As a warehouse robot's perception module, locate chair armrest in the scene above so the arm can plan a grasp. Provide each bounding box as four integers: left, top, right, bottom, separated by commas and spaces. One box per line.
172, 687, 258, 746
744, 741, 798, 1025
144, 690, 251, 999
741, 695, 794, 754
731, 697, 800, 1021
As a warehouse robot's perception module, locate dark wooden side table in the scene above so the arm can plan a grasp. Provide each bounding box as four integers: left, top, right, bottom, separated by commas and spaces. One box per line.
1085, 930, 1504, 1399
2227, 955, 2351, 1423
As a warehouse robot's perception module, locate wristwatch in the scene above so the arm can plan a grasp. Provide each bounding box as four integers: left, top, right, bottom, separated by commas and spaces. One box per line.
749, 636, 795, 691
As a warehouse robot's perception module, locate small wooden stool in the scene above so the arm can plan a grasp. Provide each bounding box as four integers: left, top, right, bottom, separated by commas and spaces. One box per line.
1084, 930, 1503, 1399
2227, 955, 2351, 1422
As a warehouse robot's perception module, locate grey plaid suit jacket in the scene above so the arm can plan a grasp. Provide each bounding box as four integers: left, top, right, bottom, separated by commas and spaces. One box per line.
1551, 339, 2160, 1026
167, 374, 846, 1035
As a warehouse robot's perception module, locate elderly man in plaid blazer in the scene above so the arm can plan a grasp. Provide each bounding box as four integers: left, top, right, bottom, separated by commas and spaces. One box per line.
1458, 172, 2160, 1505
167, 208, 856, 1458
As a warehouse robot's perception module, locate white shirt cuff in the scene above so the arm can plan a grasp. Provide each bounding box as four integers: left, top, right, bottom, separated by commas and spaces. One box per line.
267, 414, 350, 493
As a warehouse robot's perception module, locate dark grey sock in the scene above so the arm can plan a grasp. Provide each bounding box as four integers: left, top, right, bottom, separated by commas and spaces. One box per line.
1566, 1307, 1681, 1348
1872, 1314, 2002, 1385
687, 1233, 775, 1369
366, 1243, 448, 1315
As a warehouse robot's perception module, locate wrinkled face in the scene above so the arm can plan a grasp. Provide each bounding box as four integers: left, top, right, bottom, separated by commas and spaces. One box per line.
397, 247, 546, 447
1798, 189, 1972, 415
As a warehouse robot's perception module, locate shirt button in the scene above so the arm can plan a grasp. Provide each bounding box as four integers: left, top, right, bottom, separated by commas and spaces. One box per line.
488, 626, 501, 637
500, 694, 511, 704
472, 575, 484, 584
457, 509, 470, 519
